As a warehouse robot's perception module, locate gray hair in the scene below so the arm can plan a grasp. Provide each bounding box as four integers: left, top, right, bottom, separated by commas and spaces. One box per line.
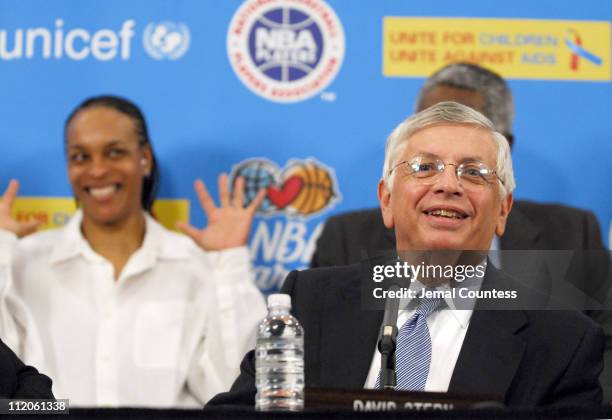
415, 63, 514, 136
382, 101, 515, 198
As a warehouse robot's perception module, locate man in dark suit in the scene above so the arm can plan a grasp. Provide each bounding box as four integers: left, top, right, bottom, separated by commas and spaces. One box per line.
309, 62, 612, 399
0, 338, 53, 398
209, 264, 603, 408
209, 102, 604, 408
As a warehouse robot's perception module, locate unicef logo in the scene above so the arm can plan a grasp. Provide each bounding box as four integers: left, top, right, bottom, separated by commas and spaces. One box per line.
143, 22, 190, 60
227, 0, 345, 103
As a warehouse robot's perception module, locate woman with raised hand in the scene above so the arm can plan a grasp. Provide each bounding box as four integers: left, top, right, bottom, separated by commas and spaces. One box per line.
0, 95, 266, 407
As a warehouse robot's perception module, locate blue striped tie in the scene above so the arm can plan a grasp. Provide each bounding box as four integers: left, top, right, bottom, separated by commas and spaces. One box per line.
376, 296, 442, 391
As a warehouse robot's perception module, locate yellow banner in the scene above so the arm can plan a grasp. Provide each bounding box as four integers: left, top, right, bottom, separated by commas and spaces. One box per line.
383, 18, 611, 80
11, 197, 190, 232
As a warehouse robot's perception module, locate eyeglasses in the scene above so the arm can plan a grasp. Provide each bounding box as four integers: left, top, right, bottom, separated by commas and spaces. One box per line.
389, 156, 502, 188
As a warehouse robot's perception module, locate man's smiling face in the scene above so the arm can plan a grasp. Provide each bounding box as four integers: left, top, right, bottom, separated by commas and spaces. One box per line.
379, 123, 512, 251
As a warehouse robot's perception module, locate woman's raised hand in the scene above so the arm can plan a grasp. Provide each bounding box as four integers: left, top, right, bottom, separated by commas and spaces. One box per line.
0, 180, 41, 237
177, 174, 266, 251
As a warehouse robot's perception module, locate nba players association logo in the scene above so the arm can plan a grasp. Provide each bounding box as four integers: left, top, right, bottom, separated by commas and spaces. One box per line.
230, 158, 341, 218
227, 0, 345, 103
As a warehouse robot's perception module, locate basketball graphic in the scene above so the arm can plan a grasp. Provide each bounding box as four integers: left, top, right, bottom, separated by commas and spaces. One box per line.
283, 162, 335, 216
230, 157, 340, 218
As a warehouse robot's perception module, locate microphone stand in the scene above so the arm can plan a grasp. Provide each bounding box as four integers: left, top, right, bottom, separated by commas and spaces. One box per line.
378, 284, 400, 389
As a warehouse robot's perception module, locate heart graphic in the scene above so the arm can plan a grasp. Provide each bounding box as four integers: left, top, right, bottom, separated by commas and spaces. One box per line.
267, 176, 303, 209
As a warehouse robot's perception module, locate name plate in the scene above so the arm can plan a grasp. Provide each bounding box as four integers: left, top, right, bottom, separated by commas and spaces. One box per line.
305, 387, 503, 411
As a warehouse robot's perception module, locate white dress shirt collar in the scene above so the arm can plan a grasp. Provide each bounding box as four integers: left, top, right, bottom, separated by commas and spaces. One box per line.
48, 210, 191, 268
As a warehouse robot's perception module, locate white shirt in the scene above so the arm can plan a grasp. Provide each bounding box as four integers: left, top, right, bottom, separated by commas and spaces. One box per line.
364, 272, 484, 392
0, 210, 266, 408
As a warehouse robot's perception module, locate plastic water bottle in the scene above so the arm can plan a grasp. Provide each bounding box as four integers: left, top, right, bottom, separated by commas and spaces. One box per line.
255, 293, 304, 411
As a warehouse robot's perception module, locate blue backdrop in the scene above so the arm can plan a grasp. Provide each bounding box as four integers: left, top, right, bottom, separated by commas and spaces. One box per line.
1, 0, 610, 293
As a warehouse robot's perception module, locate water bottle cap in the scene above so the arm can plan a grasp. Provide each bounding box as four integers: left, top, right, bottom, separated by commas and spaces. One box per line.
267, 293, 292, 309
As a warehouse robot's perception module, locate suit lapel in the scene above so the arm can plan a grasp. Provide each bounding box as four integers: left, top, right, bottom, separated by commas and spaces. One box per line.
448, 309, 527, 399
318, 269, 383, 389
448, 267, 528, 400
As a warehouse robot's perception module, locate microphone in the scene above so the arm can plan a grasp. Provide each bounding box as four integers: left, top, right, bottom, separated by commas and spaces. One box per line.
377, 284, 400, 389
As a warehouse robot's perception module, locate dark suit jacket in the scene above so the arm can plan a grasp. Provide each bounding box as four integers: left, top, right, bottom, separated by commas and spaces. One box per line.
208, 264, 604, 408
0, 339, 53, 398
309, 200, 612, 400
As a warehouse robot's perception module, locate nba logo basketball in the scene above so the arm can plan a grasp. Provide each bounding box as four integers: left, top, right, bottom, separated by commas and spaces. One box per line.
227, 0, 345, 103
229, 158, 341, 219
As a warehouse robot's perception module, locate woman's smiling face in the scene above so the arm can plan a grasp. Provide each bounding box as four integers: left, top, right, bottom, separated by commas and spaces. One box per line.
66, 106, 152, 227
